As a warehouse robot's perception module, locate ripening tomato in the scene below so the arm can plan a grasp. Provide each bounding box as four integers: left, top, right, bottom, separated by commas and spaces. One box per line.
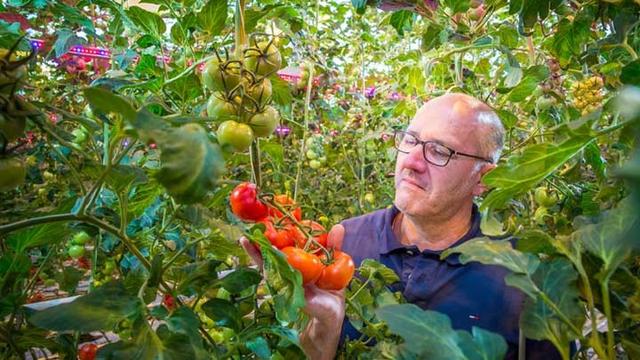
230, 182, 269, 221
268, 194, 302, 221
316, 251, 355, 291
295, 220, 328, 251
163, 293, 176, 311
281, 247, 324, 285
260, 219, 295, 249
78, 343, 98, 360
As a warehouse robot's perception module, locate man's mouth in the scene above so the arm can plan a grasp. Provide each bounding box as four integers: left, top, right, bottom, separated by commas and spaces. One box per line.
401, 177, 424, 190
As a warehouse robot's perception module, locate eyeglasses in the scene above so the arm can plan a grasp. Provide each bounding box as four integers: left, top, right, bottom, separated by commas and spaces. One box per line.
393, 130, 493, 167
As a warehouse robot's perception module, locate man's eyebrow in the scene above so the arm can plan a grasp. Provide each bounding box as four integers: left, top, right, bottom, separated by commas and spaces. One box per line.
405, 130, 449, 147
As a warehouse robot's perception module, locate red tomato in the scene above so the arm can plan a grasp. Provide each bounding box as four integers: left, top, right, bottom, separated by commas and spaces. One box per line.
260, 219, 295, 249
316, 251, 355, 291
268, 194, 302, 221
78, 343, 98, 360
163, 293, 176, 311
295, 220, 328, 251
281, 247, 324, 285
230, 182, 269, 221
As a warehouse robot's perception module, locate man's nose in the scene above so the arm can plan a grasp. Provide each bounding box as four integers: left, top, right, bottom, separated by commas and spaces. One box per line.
400, 144, 428, 172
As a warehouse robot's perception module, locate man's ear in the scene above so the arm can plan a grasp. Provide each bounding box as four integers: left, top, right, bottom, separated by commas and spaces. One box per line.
472, 162, 496, 196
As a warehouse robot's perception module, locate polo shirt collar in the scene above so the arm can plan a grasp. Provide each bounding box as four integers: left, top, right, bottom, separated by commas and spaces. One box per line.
379, 204, 483, 266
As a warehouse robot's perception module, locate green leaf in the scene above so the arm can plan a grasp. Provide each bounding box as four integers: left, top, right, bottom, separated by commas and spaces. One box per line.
480, 134, 595, 211
621, 60, 640, 86
105, 165, 148, 194
156, 123, 225, 204
421, 23, 445, 51
376, 304, 507, 360
269, 74, 293, 106
261, 142, 284, 165
84, 87, 136, 123
29, 281, 142, 332
245, 336, 271, 359
571, 200, 638, 275
53, 28, 85, 58
389, 10, 414, 37
55, 266, 85, 294
442, 238, 540, 298
125, 6, 166, 38
495, 109, 518, 129
201, 298, 240, 331
351, 0, 368, 15
175, 259, 222, 294
519, 259, 583, 359
6, 222, 71, 252
252, 229, 305, 325
197, 0, 227, 35
165, 73, 203, 102
444, 0, 470, 14
51, 2, 95, 33
550, 13, 592, 66
165, 307, 203, 346
358, 259, 400, 285
583, 141, 606, 181
458, 327, 509, 360
517, 0, 563, 30
220, 267, 261, 294
507, 76, 537, 102
516, 229, 556, 255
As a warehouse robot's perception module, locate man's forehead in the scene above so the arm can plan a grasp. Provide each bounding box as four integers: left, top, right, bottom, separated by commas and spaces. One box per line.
407, 97, 486, 147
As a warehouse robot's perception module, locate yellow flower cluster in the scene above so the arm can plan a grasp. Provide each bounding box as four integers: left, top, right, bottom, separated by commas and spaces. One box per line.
571, 76, 604, 115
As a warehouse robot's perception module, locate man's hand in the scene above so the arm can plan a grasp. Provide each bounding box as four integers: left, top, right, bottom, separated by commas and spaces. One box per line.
240, 224, 347, 360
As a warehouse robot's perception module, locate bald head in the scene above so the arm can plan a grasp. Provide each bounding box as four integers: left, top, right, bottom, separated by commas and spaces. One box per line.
415, 93, 505, 163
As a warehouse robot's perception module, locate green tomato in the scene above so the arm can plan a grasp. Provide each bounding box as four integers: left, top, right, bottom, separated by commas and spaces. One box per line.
248, 105, 279, 137
309, 160, 322, 169
535, 96, 556, 111
44, 279, 57, 287
72, 128, 87, 144
364, 193, 375, 204
533, 206, 548, 225
207, 92, 237, 120
244, 78, 273, 108
202, 58, 243, 93
103, 260, 116, 275
306, 149, 318, 160
244, 41, 282, 77
217, 120, 254, 152
318, 156, 327, 163
68, 245, 85, 259
534, 187, 558, 207
72, 231, 91, 245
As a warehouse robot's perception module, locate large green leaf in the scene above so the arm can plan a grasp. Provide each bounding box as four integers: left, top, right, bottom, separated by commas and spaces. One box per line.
269, 74, 293, 107
125, 6, 166, 38
570, 200, 638, 275
219, 267, 261, 294
550, 13, 592, 66
514, 0, 563, 30
621, 60, 640, 87
519, 259, 583, 359
53, 28, 85, 58
84, 87, 136, 123
6, 222, 71, 252
389, 10, 414, 36
29, 281, 142, 332
480, 134, 594, 211
376, 304, 507, 360
201, 298, 241, 331
165, 73, 202, 103
251, 229, 305, 325
197, 0, 228, 35
175, 259, 222, 294
156, 123, 225, 204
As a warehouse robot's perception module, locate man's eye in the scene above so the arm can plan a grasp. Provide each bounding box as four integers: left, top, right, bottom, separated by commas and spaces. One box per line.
404, 137, 418, 145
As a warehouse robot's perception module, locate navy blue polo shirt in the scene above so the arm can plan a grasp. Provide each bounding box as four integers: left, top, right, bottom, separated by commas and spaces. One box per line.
339, 205, 562, 359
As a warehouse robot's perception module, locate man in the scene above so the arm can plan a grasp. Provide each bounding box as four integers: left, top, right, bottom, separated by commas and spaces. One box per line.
242, 93, 560, 359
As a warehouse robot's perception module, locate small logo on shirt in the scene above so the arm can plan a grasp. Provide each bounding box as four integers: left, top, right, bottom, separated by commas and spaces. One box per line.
468, 314, 480, 320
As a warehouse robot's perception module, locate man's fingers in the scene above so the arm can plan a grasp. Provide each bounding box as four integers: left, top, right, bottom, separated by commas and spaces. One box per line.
240, 236, 263, 269
327, 224, 345, 251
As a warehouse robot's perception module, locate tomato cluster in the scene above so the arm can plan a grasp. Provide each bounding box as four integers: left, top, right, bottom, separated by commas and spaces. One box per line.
0, 45, 34, 192
201, 38, 284, 152
229, 182, 355, 291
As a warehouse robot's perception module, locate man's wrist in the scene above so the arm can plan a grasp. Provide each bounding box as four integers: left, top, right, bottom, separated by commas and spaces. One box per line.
301, 317, 343, 360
